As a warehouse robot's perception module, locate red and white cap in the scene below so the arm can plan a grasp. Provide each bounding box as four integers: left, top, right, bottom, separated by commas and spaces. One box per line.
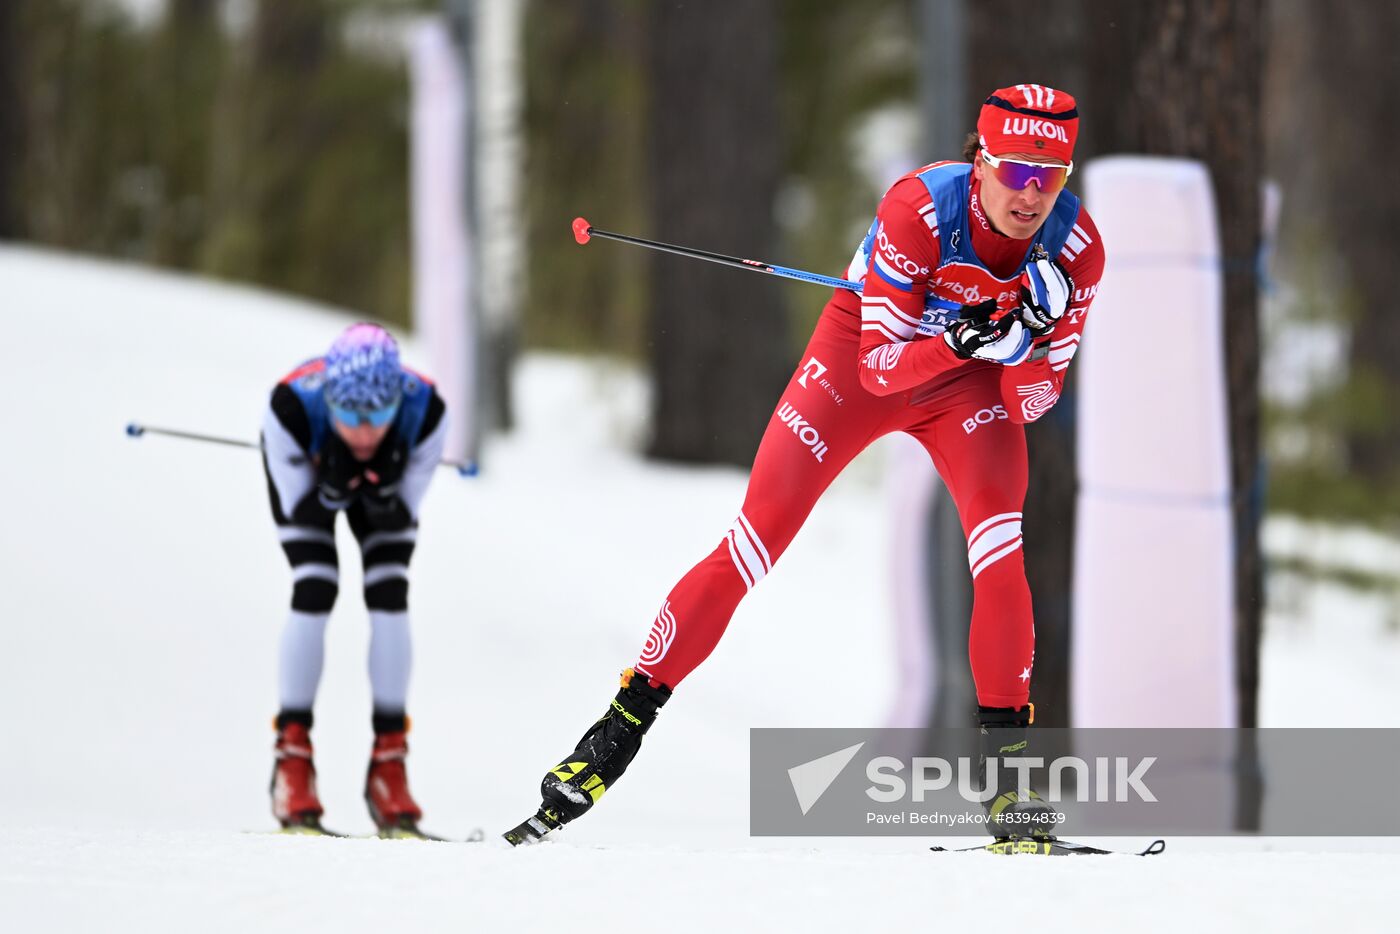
977, 84, 1079, 164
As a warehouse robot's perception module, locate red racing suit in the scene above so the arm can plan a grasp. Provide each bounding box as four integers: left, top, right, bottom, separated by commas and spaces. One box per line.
633, 161, 1105, 709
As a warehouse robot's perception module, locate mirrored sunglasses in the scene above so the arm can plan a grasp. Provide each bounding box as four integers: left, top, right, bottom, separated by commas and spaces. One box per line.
981, 149, 1073, 193
329, 400, 400, 428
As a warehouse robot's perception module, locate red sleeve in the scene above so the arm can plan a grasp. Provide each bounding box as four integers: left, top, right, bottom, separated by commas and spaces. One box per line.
854, 184, 968, 396
998, 209, 1106, 423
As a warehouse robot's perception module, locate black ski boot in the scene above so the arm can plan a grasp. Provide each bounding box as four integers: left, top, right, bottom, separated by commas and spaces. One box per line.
978, 704, 1059, 840
504, 668, 671, 845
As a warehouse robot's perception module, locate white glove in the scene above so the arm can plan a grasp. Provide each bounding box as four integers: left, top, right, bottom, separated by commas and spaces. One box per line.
1018, 255, 1074, 334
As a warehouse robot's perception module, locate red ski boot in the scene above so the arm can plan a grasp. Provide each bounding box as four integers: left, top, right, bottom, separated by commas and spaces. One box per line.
365, 726, 427, 838
271, 718, 327, 832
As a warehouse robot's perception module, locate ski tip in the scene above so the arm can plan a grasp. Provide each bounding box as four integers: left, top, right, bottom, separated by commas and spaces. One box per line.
502, 810, 561, 847
502, 823, 545, 847
572, 216, 592, 245
377, 826, 432, 841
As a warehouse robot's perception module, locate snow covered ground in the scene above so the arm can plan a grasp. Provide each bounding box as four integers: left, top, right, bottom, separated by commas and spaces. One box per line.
2, 246, 1397, 932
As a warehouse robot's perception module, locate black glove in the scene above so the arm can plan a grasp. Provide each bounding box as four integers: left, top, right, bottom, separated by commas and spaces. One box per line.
943, 299, 1032, 365
362, 432, 409, 497
316, 433, 360, 509
358, 434, 412, 529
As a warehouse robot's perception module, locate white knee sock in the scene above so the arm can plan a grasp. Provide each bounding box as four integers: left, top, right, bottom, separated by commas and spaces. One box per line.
368, 610, 412, 713
278, 610, 330, 711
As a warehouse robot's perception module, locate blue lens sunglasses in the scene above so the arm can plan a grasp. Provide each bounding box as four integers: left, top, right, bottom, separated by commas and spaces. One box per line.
329, 400, 400, 428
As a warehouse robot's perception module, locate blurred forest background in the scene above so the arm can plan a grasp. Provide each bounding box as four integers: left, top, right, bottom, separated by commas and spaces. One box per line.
1, 0, 1391, 519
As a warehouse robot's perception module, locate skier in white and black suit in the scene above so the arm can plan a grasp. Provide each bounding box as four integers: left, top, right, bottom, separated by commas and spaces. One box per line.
260, 322, 447, 836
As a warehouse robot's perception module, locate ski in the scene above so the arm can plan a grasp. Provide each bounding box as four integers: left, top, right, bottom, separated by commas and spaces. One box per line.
250, 815, 485, 843
251, 827, 485, 843
269, 815, 351, 838
502, 808, 565, 847
374, 828, 486, 842
373, 815, 444, 842
374, 821, 486, 843
929, 837, 1166, 857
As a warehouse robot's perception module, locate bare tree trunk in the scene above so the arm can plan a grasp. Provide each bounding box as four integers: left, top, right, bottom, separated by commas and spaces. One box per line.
521, 0, 649, 355
0, 1, 19, 238
241, 0, 327, 287
1087, 0, 1265, 727
147, 0, 222, 266
646, 0, 790, 466
204, 0, 328, 287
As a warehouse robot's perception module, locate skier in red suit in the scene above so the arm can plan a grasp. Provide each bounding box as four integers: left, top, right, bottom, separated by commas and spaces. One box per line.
509, 84, 1106, 845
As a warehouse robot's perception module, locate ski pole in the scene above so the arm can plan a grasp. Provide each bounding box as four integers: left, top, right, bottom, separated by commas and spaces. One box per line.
126, 423, 258, 450
571, 216, 963, 312
125, 422, 480, 477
